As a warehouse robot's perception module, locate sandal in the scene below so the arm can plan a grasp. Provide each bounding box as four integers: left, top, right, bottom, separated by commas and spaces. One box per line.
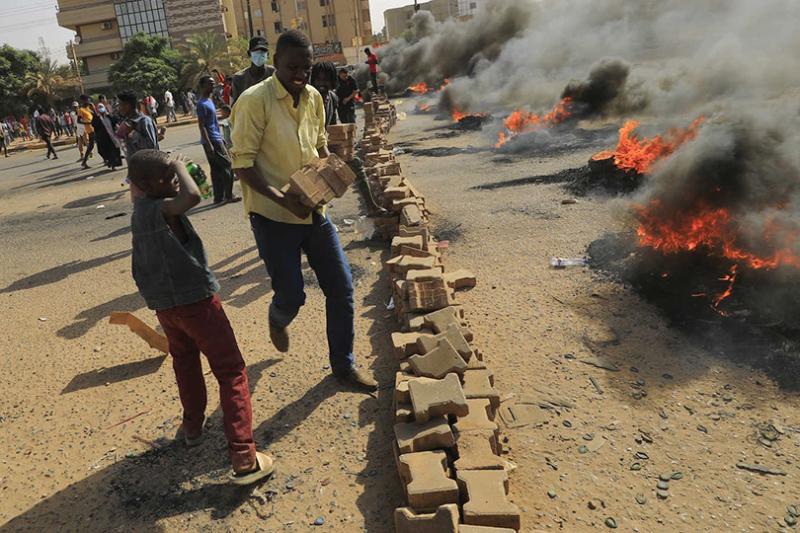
230, 451, 275, 486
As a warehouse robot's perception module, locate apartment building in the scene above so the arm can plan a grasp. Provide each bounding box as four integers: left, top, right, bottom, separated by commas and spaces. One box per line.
57, 0, 239, 90
384, 0, 458, 40
230, 0, 373, 65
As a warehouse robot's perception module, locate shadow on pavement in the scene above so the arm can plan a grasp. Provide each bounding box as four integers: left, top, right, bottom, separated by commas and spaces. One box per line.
1, 250, 131, 294
61, 355, 168, 394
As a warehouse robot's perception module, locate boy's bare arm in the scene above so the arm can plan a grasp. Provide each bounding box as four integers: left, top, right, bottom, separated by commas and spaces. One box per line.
162, 155, 202, 216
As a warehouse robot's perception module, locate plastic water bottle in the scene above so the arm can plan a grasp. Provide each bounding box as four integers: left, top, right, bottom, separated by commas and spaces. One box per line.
550, 257, 588, 269
186, 162, 212, 200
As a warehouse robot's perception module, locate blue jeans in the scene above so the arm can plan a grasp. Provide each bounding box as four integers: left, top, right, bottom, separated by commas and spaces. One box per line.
250, 212, 355, 374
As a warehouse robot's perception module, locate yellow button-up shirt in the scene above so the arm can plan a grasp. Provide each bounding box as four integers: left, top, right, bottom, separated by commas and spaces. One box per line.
230, 76, 328, 225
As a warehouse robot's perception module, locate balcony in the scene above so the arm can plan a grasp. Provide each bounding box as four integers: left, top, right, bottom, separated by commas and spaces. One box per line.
82, 70, 112, 90
56, 2, 116, 29
75, 36, 123, 57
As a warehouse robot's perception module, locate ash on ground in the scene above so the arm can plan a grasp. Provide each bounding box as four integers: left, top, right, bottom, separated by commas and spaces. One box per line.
588, 232, 800, 389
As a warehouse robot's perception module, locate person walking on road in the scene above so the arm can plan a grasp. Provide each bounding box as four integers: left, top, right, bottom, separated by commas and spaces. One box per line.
230, 30, 377, 391
95, 103, 123, 170
336, 67, 358, 124
78, 95, 96, 169
197, 76, 240, 205
164, 89, 177, 122
1, 121, 10, 157
35, 108, 58, 160
231, 37, 275, 105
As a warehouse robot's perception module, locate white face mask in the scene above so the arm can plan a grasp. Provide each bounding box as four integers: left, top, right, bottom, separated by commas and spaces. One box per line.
251, 50, 268, 67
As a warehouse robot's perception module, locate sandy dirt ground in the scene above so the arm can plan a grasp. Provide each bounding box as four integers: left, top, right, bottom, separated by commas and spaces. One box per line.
1, 104, 799, 533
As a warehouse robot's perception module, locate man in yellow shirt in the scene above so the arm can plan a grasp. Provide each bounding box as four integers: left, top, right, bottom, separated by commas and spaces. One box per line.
231, 30, 376, 391
77, 94, 96, 169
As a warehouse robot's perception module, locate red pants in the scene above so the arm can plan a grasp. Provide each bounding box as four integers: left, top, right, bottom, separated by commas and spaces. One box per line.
156, 294, 255, 470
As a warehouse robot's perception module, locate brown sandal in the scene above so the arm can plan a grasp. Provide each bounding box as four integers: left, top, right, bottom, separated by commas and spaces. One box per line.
230, 451, 275, 486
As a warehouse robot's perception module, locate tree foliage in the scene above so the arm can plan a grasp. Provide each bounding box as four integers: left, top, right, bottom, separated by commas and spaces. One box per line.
24, 56, 80, 107
0, 45, 41, 116
108, 34, 181, 98
178, 31, 249, 88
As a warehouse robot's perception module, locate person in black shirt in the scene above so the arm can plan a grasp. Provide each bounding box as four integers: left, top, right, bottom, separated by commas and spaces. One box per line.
335, 68, 358, 124
310, 61, 339, 127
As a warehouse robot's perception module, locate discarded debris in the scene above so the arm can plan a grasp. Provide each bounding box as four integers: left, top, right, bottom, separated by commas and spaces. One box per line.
105, 212, 127, 220
581, 357, 620, 372
550, 257, 588, 268
589, 377, 604, 395
735, 462, 787, 476
108, 312, 169, 353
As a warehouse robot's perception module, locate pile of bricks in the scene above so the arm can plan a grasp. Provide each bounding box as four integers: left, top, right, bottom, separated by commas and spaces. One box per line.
284, 153, 356, 208
359, 99, 522, 532
363, 92, 398, 134
327, 123, 358, 161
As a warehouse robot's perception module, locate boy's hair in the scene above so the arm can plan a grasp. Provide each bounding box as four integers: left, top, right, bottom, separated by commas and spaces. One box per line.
220, 104, 231, 114
276, 30, 311, 56
118, 92, 137, 105
311, 61, 338, 85
128, 149, 171, 189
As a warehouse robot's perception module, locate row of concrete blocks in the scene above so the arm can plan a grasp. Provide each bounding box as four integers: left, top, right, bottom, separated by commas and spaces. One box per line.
360, 113, 522, 533
327, 123, 358, 162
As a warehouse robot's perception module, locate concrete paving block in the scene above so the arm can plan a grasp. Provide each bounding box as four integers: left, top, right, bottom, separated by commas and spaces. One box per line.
417, 324, 473, 362
394, 504, 459, 533
457, 470, 521, 530
444, 268, 478, 290
396, 403, 414, 423
454, 399, 499, 434
392, 331, 426, 359
409, 373, 469, 423
392, 235, 424, 255
409, 338, 468, 379
462, 369, 500, 408
395, 416, 455, 453
398, 450, 459, 512
458, 525, 517, 532
423, 306, 473, 341
454, 431, 505, 471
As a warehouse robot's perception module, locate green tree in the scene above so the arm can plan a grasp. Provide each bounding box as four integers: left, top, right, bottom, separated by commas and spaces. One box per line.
109, 34, 181, 99
0, 45, 40, 116
179, 30, 230, 87
24, 56, 80, 107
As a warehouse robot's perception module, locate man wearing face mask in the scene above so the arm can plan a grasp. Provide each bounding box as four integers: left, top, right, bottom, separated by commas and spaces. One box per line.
231, 37, 275, 105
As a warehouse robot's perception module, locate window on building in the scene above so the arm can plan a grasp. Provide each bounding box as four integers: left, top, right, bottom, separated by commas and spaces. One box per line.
274, 21, 282, 33
256, 29, 263, 36
114, 0, 169, 43
297, 1, 306, 9
271, 1, 279, 12
319, 0, 329, 6
322, 13, 335, 27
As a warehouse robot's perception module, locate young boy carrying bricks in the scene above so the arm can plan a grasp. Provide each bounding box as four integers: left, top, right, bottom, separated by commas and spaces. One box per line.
128, 149, 274, 485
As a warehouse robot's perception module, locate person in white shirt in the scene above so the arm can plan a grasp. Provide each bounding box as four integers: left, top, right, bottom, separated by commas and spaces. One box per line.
164, 90, 177, 123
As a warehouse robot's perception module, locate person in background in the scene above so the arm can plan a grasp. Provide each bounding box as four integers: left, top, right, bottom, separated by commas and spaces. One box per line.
335, 67, 358, 124
197, 76, 239, 205
71, 102, 85, 160
218, 104, 232, 148
50, 108, 63, 138
231, 36, 275, 105
78, 95, 96, 169
95, 103, 123, 170
164, 89, 177, 122
230, 30, 377, 391
145, 94, 159, 124
186, 90, 197, 117
116, 92, 161, 158
1, 121, 10, 157
35, 108, 58, 160
127, 149, 275, 486
222, 76, 232, 105
310, 61, 339, 127
365, 47, 379, 91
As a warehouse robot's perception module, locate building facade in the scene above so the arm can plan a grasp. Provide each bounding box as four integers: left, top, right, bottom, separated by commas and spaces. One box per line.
384, 0, 458, 40
229, 0, 373, 66
57, 0, 238, 90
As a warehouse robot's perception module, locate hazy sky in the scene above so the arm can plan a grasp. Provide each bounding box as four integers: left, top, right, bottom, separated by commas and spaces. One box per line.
0, 0, 417, 64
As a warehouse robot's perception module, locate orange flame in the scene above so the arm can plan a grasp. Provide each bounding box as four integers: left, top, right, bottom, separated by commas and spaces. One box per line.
495, 97, 573, 148
613, 117, 705, 174
438, 78, 450, 92
636, 201, 800, 308
451, 107, 467, 122
408, 82, 430, 94
417, 103, 431, 113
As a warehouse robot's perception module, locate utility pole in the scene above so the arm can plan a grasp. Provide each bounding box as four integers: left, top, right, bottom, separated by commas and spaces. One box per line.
414, 0, 419, 11
245, 0, 254, 37
69, 39, 84, 95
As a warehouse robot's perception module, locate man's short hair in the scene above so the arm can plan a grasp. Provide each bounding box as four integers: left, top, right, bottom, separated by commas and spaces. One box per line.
117, 92, 137, 105
79, 94, 90, 102
128, 149, 171, 188
276, 30, 312, 56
